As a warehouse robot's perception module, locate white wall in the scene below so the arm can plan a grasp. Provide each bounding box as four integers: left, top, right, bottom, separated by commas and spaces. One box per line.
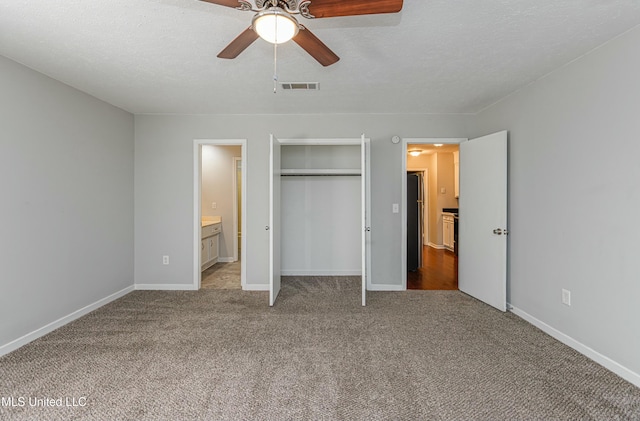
472, 25, 640, 380
134, 114, 471, 289
282, 176, 361, 276
201, 145, 241, 260
281, 144, 362, 275
0, 55, 134, 352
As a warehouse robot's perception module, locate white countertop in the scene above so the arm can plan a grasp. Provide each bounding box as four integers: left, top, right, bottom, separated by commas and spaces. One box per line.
201, 216, 221, 227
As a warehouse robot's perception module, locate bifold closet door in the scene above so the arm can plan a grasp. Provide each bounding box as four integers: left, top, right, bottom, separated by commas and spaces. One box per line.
269, 134, 281, 306
361, 135, 370, 306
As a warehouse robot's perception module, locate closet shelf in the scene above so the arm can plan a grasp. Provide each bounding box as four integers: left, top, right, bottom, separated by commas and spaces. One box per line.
281, 169, 361, 176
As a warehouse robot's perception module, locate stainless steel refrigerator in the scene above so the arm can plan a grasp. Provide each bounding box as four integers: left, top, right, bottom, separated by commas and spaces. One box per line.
407, 172, 423, 272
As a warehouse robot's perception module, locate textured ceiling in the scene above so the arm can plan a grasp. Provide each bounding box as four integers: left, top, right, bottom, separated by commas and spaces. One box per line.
1, 0, 639, 115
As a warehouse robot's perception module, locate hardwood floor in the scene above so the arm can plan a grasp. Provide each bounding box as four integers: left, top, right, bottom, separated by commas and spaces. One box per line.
407, 246, 458, 290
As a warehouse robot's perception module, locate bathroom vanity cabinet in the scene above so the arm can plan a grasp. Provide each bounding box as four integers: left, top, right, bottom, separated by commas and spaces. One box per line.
201, 222, 221, 271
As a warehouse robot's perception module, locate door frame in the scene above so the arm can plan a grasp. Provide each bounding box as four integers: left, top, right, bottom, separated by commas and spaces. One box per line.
232, 156, 242, 262
401, 137, 466, 289
193, 139, 247, 290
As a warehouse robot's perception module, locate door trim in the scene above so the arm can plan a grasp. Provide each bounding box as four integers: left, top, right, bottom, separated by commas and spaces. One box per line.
193, 139, 247, 290
232, 156, 241, 262
401, 137, 466, 289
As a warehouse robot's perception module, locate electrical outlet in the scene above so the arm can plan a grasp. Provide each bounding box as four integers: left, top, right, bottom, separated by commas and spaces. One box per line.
212, 202, 217, 209
392, 203, 399, 213
163, 255, 169, 265
562, 289, 571, 306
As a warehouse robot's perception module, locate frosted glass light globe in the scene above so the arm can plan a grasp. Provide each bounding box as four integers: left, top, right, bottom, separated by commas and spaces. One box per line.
253, 8, 299, 44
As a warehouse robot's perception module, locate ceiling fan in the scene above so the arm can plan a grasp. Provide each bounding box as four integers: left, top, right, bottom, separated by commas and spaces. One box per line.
200, 0, 404, 66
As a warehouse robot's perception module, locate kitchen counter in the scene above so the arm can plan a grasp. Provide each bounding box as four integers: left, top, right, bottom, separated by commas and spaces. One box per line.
442, 207, 458, 216
201, 216, 221, 227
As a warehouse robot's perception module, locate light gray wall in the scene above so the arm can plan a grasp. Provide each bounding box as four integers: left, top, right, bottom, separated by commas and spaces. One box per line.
435, 152, 458, 245
472, 25, 640, 375
201, 145, 241, 259
428, 154, 439, 246
134, 114, 471, 288
436, 152, 457, 212
282, 176, 361, 275
0, 55, 134, 348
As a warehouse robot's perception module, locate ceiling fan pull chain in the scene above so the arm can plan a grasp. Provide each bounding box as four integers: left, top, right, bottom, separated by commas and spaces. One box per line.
273, 18, 278, 93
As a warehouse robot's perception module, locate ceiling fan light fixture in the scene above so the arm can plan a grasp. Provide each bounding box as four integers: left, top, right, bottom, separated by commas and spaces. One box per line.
253, 7, 299, 44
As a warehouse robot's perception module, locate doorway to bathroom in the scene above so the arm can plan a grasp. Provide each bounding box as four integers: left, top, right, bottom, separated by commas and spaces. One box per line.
193, 139, 247, 290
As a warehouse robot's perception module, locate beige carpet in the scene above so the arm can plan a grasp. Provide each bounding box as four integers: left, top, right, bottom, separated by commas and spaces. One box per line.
1, 277, 639, 420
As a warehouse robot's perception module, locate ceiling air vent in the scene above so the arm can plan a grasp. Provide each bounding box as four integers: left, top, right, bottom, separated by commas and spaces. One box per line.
280, 82, 320, 91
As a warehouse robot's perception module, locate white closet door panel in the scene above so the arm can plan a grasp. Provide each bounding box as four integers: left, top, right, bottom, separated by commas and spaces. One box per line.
361, 135, 370, 306
269, 135, 282, 306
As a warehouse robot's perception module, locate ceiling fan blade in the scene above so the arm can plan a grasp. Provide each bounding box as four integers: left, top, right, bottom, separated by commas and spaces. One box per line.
217, 27, 259, 59
306, 0, 403, 18
199, 0, 242, 8
293, 25, 339, 66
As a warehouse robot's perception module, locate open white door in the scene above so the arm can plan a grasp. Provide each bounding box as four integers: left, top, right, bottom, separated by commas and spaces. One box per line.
459, 131, 508, 312
269, 134, 281, 306
361, 135, 370, 306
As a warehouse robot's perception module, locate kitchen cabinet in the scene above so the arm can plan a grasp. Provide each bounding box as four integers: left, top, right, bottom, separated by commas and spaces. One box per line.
442, 213, 455, 251
201, 222, 221, 271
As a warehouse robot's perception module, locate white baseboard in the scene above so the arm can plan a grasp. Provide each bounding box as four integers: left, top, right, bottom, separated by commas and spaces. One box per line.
0, 285, 134, 357
281, 270, 361, 276
243, 281, 403, 291
218, 257, 235, 263
135, 284, 197, 291
242, 284, 268, 291
427, 242, 445, 250
510, 305, 640, 388
368, 284, 405, 291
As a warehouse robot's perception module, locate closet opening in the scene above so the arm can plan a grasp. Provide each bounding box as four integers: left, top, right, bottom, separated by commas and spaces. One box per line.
269, 137, 370, 306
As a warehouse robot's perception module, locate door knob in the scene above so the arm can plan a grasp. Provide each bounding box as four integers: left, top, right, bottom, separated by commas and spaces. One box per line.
493, 228, 503, 235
